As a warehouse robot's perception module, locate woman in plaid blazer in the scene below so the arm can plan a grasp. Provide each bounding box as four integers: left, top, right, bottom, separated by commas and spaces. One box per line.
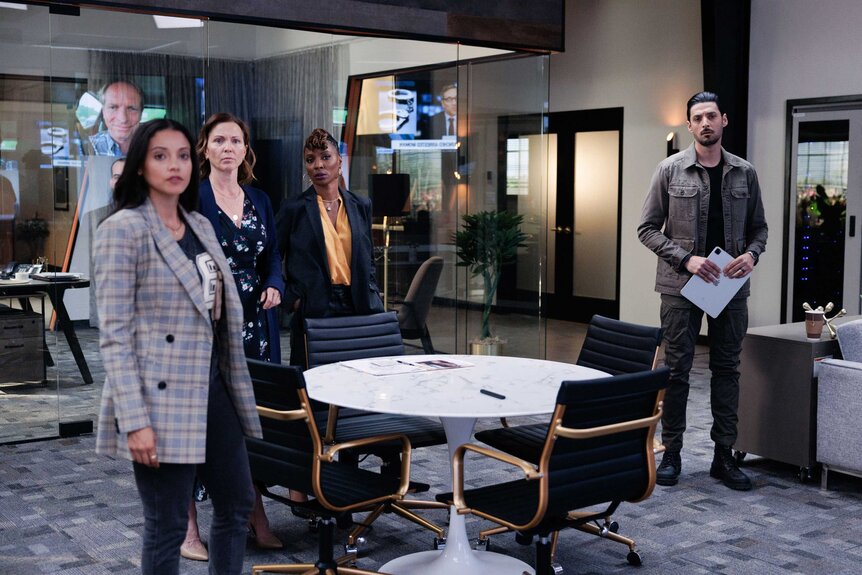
94, 118, 262, 575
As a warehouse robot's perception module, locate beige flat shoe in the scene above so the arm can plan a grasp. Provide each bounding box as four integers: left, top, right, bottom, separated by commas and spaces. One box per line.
180, 537, 209, 561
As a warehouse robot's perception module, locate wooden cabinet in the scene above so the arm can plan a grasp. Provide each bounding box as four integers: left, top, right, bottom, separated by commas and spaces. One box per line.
0, 308, 45, 384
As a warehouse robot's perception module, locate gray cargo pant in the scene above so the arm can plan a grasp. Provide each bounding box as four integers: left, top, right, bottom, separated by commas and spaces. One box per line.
659, 293, 748, 453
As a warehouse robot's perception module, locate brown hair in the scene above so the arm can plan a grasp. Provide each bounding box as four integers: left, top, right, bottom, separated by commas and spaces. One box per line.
197, 112, 256, 184
303, 128, 340, 154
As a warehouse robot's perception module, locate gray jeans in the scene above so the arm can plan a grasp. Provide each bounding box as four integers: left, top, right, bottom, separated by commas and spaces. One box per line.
132, 375, 255, 575
659, 294, 748, 453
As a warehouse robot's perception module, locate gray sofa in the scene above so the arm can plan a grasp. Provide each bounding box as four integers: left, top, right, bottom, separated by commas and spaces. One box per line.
816, 319, 862, 490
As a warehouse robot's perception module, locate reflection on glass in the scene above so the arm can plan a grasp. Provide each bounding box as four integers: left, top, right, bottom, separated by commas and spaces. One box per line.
573, 130, 619, 300
792, 122, 848, 320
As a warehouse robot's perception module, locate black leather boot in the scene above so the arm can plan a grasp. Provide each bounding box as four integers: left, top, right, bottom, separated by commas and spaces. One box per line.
655, 451, 681, 486
710, 445, 752, 491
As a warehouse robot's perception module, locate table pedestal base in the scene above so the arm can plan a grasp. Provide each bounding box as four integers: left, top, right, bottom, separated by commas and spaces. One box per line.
379, 505, 534, 575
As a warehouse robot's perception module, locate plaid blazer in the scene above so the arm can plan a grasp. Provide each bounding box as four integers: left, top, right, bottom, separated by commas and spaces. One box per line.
94, 198, 262, 464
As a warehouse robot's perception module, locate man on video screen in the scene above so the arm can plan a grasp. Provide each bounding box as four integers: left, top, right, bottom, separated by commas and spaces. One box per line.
89, 80, 143, 156
429, 84, 457, 139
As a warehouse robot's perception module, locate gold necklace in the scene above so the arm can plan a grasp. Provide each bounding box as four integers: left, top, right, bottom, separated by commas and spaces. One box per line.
165, 219, 184, 237
214, 187, 244, 221
322, 197, 340, 212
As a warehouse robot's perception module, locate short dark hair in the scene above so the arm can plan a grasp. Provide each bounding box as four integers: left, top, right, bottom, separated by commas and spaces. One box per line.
113, 119, 199, 213
197, 112, 256, 185
686, 91, 722, 120
439, 83, 457, 97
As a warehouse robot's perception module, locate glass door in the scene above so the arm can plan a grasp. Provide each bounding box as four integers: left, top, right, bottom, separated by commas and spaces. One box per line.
546, 108, 622, 322
787, 107, 862, 321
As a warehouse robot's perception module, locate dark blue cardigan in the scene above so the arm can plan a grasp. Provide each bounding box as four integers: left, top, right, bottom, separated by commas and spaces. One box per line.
199, 178, 285, 363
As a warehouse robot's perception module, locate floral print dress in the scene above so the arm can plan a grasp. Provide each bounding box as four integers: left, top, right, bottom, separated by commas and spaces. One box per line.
217, 196, 270, 361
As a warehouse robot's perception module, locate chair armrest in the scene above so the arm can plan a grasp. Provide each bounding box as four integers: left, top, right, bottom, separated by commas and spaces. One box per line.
320, 433, 413, 495
555, 410, 662, 440
451, 442, 542, 511
257, 405, 308, 422
320, 432, 411, 462
820, 358, 862, 372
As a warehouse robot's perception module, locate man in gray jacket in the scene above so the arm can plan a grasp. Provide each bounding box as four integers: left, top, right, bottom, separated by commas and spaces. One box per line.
638, 91, 767, 491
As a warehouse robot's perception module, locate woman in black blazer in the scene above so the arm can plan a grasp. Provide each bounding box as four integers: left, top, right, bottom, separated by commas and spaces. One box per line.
280, 128, 384, 365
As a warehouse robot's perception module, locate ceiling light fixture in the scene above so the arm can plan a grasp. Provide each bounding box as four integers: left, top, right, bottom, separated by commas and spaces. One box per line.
152, 15, 203, 29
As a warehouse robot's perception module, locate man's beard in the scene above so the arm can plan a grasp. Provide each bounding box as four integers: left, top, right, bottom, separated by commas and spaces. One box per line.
695, 131, 720, 146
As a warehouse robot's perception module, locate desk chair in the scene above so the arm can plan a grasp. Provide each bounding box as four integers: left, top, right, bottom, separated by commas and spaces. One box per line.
437, 367, 669, 574
476, 314, 663, 461
303, 312, 446, 449
247, 360, 445, 575
395, 256, 443, 354
302, 314, 448, 549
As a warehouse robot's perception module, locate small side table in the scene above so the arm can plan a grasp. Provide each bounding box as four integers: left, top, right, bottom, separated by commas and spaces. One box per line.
736, 317, 857, 481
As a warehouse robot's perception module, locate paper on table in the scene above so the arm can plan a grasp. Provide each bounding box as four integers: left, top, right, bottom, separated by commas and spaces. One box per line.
341, 357, 473, 376
680, 246, 748, 318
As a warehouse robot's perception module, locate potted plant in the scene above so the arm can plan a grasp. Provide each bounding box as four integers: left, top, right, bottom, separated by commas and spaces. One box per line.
15, 214, 50, 262
453, 210, 527, 355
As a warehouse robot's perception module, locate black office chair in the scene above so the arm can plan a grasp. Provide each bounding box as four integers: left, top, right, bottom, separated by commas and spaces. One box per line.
304, 311, 405, 369
301, 313, 449, 550
247, 360, 445, 575
437, 367, 670, 574
475, 314, 663, 462
302, 311, 446, 450
396, 256, 443, 354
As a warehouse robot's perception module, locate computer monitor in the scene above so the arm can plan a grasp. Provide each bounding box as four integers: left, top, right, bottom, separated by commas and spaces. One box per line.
369, 173, 410, 217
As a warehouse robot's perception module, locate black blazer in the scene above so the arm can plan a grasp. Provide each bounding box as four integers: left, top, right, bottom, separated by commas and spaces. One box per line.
280, 186, 384, 319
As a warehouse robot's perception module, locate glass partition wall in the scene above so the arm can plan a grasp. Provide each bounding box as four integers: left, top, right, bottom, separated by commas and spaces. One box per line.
0, 1, 549, 444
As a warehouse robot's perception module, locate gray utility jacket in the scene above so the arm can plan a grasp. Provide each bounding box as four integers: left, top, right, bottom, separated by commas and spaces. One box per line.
637, 143, 768, 297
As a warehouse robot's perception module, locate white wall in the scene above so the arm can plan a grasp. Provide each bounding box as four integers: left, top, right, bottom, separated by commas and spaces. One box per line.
550, 0, 702, 327
748, 0, 862, 326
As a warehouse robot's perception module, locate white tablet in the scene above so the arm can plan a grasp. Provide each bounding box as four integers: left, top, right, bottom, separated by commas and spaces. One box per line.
680, 247, 748, 318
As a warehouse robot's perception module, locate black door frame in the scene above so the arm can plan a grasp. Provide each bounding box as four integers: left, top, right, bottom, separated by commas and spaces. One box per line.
497, 107, 624, 321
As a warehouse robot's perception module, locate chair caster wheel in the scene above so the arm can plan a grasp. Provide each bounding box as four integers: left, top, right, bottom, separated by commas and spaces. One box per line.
608, 521, 619, 533
308, 519, 319, 533
472, 538, 489, 551
346, 536, 368, 555
627, 550, 642, 566
551, 562, 564, 574
515, 532, 533, 546
433, 537, 446, 550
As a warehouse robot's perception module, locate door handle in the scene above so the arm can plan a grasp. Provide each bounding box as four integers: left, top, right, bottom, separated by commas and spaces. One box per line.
850, 215, 856, 238
563, 226, 572, 234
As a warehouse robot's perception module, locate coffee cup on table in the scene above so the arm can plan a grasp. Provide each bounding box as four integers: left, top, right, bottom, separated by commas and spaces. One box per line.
805, 310, 825, 340
14, 271, 30, 281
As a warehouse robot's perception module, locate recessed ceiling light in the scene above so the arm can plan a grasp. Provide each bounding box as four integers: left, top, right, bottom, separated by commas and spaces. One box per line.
0, 2, 28, 10
152, 15, 203, 29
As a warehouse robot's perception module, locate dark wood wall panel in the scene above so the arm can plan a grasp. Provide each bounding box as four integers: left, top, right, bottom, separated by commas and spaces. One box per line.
46, 0, 564, 53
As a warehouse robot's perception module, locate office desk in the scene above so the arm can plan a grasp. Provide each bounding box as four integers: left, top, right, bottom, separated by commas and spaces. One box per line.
304, 354, 608, 575
0, 278, 93, 384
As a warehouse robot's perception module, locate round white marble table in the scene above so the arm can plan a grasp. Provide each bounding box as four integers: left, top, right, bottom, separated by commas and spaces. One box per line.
304, 354, 609, 575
